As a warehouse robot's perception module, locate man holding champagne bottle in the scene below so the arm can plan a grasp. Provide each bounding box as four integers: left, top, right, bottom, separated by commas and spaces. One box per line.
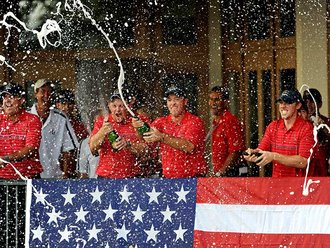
89, 92, 148, 178
133, 86, 207, 178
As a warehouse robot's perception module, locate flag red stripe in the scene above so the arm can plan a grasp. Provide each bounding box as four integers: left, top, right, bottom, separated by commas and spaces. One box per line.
194, 231, 330, 247
197, 177, 330, 205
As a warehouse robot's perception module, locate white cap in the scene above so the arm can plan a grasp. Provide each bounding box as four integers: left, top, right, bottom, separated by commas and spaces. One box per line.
34, 79, 50, 93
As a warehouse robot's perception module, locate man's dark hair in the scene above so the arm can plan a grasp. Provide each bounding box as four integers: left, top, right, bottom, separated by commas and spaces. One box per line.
303, 88, 322, 104
211, 86, 230, 100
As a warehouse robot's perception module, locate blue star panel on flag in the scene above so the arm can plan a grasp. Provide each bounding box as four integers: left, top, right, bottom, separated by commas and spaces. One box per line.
27, 178, 197, 247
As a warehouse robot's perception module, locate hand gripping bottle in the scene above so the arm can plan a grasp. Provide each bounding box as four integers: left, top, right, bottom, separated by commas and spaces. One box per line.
137, 121, 150, 135
134, 116, 150, 135
108, 130, 119, 151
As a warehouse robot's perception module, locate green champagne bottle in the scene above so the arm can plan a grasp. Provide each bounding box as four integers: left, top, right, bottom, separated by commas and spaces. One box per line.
134, 116, 150, 135
137, 121, 150, 135
108, 130, 119, 151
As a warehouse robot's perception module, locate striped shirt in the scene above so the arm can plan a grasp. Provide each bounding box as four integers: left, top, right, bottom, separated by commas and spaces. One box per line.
0, 111, 43, 179
29, 104, 78, 178
259, 116, 314, 177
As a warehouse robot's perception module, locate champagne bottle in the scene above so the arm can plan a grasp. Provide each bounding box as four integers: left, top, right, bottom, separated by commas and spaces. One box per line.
137, 121, 150, 135
108, 130, 119, 151
134, 116, 150, 135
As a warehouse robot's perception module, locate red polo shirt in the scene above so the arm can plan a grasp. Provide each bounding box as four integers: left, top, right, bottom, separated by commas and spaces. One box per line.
152, 111, 207, 178
0, 111, 42, 179
308, 115, 330, 176
91, 115, 142, 178
212, 110, 245, 173
258, 116, 314, 177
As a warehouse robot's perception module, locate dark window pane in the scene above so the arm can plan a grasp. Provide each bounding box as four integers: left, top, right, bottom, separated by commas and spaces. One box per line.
247, 0, 270, 40
221, 0, 241, 43
248, 70, 259, 176
280, 68, 296, 91
161, 0, 197, 45
262, 70, 272, 129
280, 0, 295, 37
262, 69, 272, 177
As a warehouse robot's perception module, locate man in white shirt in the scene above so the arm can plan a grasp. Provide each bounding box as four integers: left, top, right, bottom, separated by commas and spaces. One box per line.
29, 79, 78, 178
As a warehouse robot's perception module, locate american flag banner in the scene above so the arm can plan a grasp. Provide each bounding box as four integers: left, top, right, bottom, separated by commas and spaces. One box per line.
25, 177, 330, 247
194, 177, 330, 247
25, 178, 197, 247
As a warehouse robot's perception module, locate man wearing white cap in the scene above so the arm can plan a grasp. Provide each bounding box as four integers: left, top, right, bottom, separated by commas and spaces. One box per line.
29, 79, 78, 178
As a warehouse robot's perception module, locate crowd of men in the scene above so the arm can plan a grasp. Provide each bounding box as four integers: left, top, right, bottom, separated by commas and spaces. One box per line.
0, 79, 329, 180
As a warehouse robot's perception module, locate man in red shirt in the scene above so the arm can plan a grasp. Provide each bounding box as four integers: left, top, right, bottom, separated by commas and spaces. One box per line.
244, 89, 314, 177
89, 93, 148, 178
209, 86, 246, 177
0, 83, 42, 179
139, 86, 207, 178
303, 88, 330, 176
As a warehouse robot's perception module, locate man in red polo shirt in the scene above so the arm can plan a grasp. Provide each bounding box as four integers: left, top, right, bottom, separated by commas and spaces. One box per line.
140, 86, 207, 178
0, 83, 42, 179
89, 92, 148, 178
209, 86, 246, 177
244, 89, 314, 177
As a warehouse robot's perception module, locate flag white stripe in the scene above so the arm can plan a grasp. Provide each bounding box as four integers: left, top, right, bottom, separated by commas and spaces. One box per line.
195, 203, 330, 234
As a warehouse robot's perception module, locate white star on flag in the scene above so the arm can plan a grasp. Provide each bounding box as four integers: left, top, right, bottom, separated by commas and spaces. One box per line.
146, 186, 161, 204
119, 185, 133, 203
46, 208, 62, 225
62, 187, 76, 206
161, 205, 175, 223
31, 225, 44, 242
145, 224, 159, 242
87, 224, 101, 241
58, 226, 73, 243
175, 185, 190, 203
174, 223, 187, 241
90, 186, 104, 203
132, 204, 145, 222
103, 203, 117, 221
115, 223, 130, 241
74, 206, 89, 223
34, 188, 48, 205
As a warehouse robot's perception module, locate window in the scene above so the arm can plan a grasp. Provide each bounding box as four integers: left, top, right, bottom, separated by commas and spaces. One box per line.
161, 0, 197, 45
280, 0, 295, 37
246, 0, 270, 40
280, 68, 296, 91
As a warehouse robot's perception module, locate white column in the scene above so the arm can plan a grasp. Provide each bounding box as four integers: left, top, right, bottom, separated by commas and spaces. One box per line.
296, 0, 328, 115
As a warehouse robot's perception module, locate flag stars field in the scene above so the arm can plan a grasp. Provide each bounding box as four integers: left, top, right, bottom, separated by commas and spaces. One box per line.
27, 179, 197, 247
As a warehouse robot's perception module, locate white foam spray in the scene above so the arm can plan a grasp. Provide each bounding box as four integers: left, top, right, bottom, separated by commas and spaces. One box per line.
299, 85, 330, 195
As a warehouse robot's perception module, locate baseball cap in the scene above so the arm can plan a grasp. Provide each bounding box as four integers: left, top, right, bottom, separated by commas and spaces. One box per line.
1, 83, 25, 97
303, 88, 322, 104
276, 89, 302, 104
108, 90, 122, 102
34, 79, 51, 93
164, 86, 186, 98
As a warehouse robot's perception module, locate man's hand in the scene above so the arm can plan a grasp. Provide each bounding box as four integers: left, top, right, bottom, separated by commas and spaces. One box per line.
112, 138, 130, 151
143, 127, 163, 143
132, 117, 144, 129
255, 151, 273, 167
243, 148, 262, 163
99, 120, 114, 137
